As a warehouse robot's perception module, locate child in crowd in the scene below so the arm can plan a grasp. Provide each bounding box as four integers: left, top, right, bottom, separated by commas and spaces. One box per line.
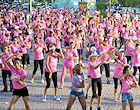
120, 66, 138, 110
66, 64, 86, 110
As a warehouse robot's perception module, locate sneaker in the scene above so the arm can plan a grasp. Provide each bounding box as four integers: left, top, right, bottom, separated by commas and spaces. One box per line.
107, 80, 110, 84
41, 79, 45, 84
114, 96, 117, 102
1, 89, 8, 93
54, 95, 61, 101
118, 93, 121, 101
59, 85, 63, 89
42, 95, 46, 102
85, 94, 88, 99
90, 107, 93, 110
30, 79, 34, 83
97, 107, 101, 110
27, 64, 30, 67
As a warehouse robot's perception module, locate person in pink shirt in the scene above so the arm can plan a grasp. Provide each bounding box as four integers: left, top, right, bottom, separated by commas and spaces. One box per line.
125, 38, 135, 64
31, 37, 47, 83
60, 42, 79, 88
90, 53, 110, 110
76, 31, 83, 60
99, 39, 112, 84
113, 49, 127, 102
107, 30, 115, 47
6, 55, 30, 110
10, 38, 23, 59
86, 48, 106, 100
19, 35, 29, 69
120, 24, 129, 49
88, 32, 95, 46
120, 66, 138, 110
45, 31, 56, 50
132, 43, 140, 85
42, 45, 64, 102
0, 46, 13, 92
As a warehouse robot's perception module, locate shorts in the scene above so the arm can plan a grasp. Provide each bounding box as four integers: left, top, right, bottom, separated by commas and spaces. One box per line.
70, 89, 84, 97
122, 92, 133, 102
88, 75, 91, 78
22, 53, 27, 65
13, 86, 29, 97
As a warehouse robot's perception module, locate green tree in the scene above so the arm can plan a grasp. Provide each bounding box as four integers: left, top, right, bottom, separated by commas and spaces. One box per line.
96, 0, 107, 17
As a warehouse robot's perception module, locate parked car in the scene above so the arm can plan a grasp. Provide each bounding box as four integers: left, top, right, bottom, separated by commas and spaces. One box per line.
12, 1, 18, 7
3, 3, 10, 8
21, 3, 28, 9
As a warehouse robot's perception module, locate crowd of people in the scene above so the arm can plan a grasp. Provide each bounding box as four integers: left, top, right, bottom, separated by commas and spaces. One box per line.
0, 4, 140, 110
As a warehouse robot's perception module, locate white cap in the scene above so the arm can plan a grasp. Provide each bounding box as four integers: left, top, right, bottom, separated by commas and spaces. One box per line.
15, 26, 19, 29
90, 46, 96, 52
49, 45, 56, 50
119, 49, 124, 52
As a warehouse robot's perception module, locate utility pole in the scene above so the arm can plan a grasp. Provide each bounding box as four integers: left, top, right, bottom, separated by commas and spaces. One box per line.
109, 0, 111, 15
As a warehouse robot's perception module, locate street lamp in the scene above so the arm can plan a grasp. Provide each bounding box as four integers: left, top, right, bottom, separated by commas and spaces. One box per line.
109, 0, 111, 15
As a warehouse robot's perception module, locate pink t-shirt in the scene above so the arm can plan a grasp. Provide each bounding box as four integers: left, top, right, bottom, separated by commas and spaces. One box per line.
133, 49, 140, 66
76, 37, 82, 49
121, 76, 135, 93
63, 47, 77, 68
121, 28, 129, 39
55, 35, 61, 49
2, 53, 13, 70
10, 44, 22, 54
45, 36, 56, 45
19, 40, 28, 54
33, 43, 44, 60
125, 42, 135, 56
88, 35, 94, 43
44, 52, 58, 73
88, 59, 101, 79
113, 57, 127, 78
10, 66, 27, 89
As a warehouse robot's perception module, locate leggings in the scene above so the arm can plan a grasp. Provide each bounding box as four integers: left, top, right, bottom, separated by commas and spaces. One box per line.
45, 72, 58, 88
60, 65, 73, 86
113, 77, 122, 89
125, 56, 131, 64
100, 63, 110, 77
133, 66, 140, 76
22, 53, 27, 65
26, 48, 31, 64
120, 37, 127, 49
2, 70, 13, 91
33, 59, 44, 75
92, 78, 102, 98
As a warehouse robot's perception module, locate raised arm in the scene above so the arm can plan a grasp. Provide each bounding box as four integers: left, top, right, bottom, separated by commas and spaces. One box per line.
5, 54, 16, 69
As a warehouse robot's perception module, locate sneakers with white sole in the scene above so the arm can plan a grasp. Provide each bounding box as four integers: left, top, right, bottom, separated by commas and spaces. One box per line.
30, 79, 34, 83
54, 95, 62, 101
42, 95, 46, 102
59, 85, 63, 89
41, 79, 45, 84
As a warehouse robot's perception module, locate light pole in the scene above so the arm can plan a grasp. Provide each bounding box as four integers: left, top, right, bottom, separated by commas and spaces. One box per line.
109, 0, 111, 15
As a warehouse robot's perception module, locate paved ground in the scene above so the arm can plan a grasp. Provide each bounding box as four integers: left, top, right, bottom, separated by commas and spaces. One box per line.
0, 53, 140, 110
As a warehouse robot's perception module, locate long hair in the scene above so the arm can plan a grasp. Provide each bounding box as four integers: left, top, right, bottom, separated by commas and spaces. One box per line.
123, 65, 130, 75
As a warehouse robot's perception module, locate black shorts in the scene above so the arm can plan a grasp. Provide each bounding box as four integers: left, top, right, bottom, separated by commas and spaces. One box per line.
22, 53, 27, 65
88, 75, 91, 78
13, 86, 29, 97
